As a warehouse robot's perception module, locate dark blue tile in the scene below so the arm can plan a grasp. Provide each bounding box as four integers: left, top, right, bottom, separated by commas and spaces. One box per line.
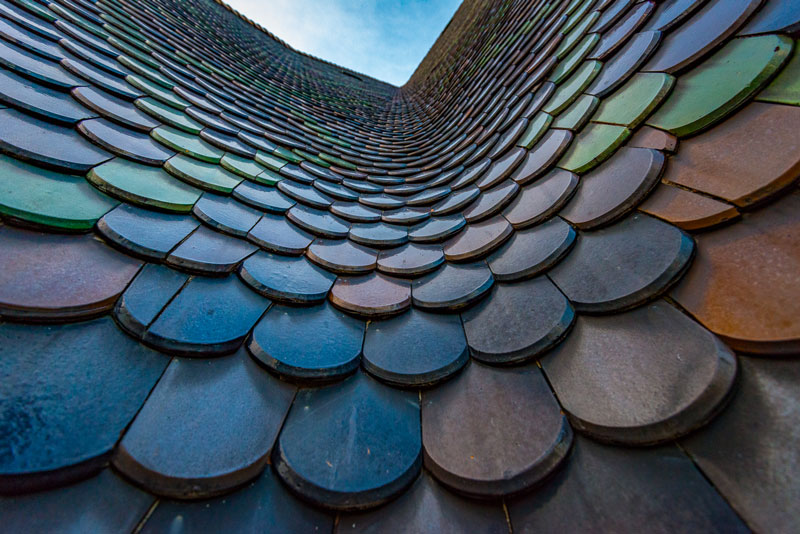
193, 194, 262, 237
363, 309, 468, 387
61, 57, 142, 101
0, 107, 111, 172
247, 212, 313, 255
140, 469, 332, 534
233, 180, 295, 213
0, 67, 93, 124
114, 263, 189, 338
114, 350, 295, 498
248, 302, 364, 382
0, 16, 64, 61
286, 205, 350, 238
274, 372, 421, 509
144, 275, 270, 356
0, 318, 168, 493
349, 222, 408, 248
71, 86, 159, 131
0, 470, 154, 532
239, 252, 336, 303
97, 203, 199, 260
0, 38, 80, 89
77, 118, 175, 165
166, 225, 257, 274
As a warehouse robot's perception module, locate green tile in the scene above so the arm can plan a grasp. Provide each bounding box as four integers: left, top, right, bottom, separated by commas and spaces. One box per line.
151, 126, 224, 163
550, 34, 599, 84
558, 123, 631, 174
87, 158, 201, 212
118, 55, 173, 89
135, 97, 203, 134
648, 34, 792, 137
127, 74, 188, 110
293, 149, 329, 167
254, 168, 282, 186
517, 112, 553, 149
593, 73, 675, 128
165, 154, 242, 193
108, 37, 158, 69
220, 153, 268, 181
543, 60, 602, 115
319, 152, 357, 169
0, 154, 116, 230
556, 11, 600, 59
255, 151, 288, 171
273, 146, 304, 164
553, 94, 599, 130
757, 42, 800, 106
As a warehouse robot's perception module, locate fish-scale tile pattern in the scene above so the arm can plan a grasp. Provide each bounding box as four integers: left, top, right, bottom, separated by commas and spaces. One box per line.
1, 0, 799, 531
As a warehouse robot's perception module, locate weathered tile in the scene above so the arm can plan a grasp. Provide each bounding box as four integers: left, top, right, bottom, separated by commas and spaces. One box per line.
510, 129, 573, 184
443, 216, 512, 262
144, 275, 270, 356
0, 470, 153, 533
307, 239, 378, 274
363, 309, 468, 387
0, 107, 111, 172
274, 372, 421, 510
639, 183, 740, 231
337, 473, 507, 534
248, 302, 364, 382
757, 45, 800, 106
88, 158, 201, 212
0, 68, 93, 124
141, 469, 332, 534
114, 263, 188, 338
682, 357, 800, 533
422, 362, 571, 498
71, 86, 158, 131
330, 272, 411, 318
509, 435, 749, 533
463, 277, 574, 364
503, 168, 577, 228
164, 153, 242, 193
488, 217, 576, 281
648, 35, 792, 137
644, 0, 761, 73
115, 350, 294, 499
543, 301, 737, 444
660, 102, 800, 207
239, 252, 335, 303
247, 212, 312, 255
561, 147, 664, 229
671, 191, 800, 354
0, 226, 141, 321
193, 194, 262, 236
412, 262, 494, 311
550, 213, 694, 313
97, 203, 199, 259
557, 122, 630, 174
0, 153, 116, 230
0, 318, 167, 492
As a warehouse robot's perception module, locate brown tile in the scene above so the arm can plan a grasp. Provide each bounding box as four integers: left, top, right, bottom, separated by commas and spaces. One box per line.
639, 183, 740, 231
330, 272, 411, 318
671, 191, 800, 354
662, 102, 800, 207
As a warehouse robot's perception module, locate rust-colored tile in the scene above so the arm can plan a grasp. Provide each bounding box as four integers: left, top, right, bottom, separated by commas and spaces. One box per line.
663, 102, 800, 207
639, 183, 740, 231
671, 191, 800, 354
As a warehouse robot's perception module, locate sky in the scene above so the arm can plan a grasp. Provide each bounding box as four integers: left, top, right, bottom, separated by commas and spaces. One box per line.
224, 0, 463, 86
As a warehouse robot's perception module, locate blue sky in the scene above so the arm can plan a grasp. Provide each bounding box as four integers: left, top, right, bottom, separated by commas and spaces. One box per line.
224, 0, 462, 86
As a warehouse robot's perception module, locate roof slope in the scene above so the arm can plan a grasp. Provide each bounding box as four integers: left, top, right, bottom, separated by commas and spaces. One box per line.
0, 0, 799, 532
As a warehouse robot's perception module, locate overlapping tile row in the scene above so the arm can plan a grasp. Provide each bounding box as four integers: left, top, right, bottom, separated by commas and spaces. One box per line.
0, 0, 799, 531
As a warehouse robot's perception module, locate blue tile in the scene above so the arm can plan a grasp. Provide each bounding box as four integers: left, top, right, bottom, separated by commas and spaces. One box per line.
114, 263, 188, 338
97, 203, 199, 260
248, 302, 364, 382
0, 318, 168, 493
275, 372, 421, 509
